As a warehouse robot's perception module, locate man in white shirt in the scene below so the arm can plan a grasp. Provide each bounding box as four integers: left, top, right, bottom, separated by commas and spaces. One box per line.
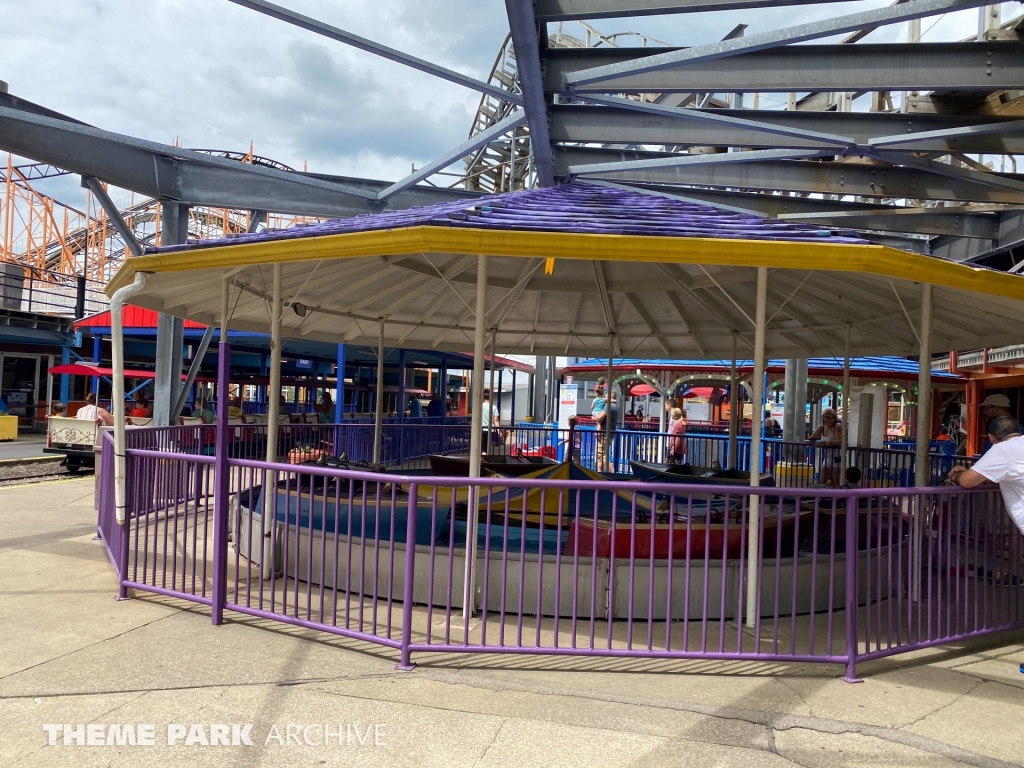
480, 389, 499, 449
949, 416, 1024, 536
75, 392, 115, 426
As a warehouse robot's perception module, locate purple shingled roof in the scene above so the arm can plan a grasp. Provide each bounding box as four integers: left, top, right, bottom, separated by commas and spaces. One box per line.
147, 181, 868, 254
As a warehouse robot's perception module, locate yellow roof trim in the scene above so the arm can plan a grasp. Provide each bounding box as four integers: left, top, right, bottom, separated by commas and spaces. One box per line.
106, 224, 1024, 301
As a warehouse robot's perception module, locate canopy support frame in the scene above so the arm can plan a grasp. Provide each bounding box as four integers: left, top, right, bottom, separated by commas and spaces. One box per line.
745, 266, 767, 628
464, 255, 488, 621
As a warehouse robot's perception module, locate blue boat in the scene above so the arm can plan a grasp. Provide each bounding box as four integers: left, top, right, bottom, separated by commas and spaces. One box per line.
247, 482, 448, 546
439, 518, 569, 556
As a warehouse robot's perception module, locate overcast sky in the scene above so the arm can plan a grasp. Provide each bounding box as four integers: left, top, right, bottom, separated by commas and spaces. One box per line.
0, 0, 1011, 203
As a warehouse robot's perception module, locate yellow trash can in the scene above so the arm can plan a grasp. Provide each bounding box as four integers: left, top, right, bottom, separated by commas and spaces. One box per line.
0, 415, 18, 441
774, 461, 815, 488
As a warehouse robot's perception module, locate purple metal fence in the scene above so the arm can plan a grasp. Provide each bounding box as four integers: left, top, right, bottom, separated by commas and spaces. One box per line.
96, 432, 1023, 679
120, 421, 970, 489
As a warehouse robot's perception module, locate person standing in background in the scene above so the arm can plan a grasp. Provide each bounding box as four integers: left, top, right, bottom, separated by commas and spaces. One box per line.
480, 389, 499, 448
407, 394, 423, 419
669, 407, 687, 464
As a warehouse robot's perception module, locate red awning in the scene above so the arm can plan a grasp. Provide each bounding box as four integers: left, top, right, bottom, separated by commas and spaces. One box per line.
75, 306, 207, 330
50, 363, 157, 379
682, 386, 716, 399
47, 363, 219, 383
629, 384, 656, 396
48, 364, 359, 389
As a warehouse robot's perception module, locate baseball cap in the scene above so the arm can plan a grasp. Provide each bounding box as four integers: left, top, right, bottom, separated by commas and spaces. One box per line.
981, 394, 1011, 408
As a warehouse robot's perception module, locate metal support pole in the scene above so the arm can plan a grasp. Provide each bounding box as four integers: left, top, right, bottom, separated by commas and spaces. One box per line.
464, 255, 487, 621
92, 335, 101, 395
154, 202, 188, 426
373, 318, 385, 464
605, 340, 615, 472
439, 357, 448, 422
266, 265, 283, 462
795, 359, 808, 440
398, 348, 407, 423
59, 346, 70, 406
841, 324, 851, 479
397, 347, 407, 466
171, 326, 214, 424
487, 328, 497, 450
728, 332, 738, 469
262, 265, 282, 581
745, 267, 767, 628
110, 276, 148, 528
783, 359, 796, 442
335, 344, 346, 423
510, 369, 517, 427
915, 284, 934, 487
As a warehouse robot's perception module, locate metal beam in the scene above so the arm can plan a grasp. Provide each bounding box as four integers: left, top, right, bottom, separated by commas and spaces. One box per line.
575, 94, 854, 147
81, 176, 144, 257
545, 41, 1024, 93
568, 148, 836, 177
562, 0, 998, 87
553, 146, 1024, 204
869, 118, 1024, 149
549, 104, 1024, 154
777, 208, 1000, 239
170, 325, 215, 423
0, 101, 482, 216
226, 0, 521, 105
246, 210, 266, 233
377, 111, 527, 200
932, 208, 1024, 261
584, 179, 1004, 238
534, 0, 851, 20
505, 0, 554, 187
868, 149, 1024, 193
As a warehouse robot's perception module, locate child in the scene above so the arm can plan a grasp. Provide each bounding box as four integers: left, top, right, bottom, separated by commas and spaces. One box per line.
591, 383, 606, 423
669, 407, 687, 464
842, 466, 862, 489
51, 403, 66, 417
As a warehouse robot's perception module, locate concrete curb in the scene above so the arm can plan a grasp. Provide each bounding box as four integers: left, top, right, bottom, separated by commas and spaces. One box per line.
0, 455, 61, 466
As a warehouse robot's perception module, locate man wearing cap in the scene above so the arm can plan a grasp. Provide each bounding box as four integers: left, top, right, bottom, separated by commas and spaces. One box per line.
980, 394, 1023, 454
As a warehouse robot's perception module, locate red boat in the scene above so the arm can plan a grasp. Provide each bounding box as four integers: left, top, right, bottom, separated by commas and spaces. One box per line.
565, 501, 811, 560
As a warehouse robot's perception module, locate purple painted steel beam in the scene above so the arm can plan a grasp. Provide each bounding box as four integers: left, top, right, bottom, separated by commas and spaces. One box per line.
504, 0, 555, 188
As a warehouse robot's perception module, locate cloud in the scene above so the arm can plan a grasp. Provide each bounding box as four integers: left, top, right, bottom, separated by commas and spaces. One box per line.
0, 0, 507, 181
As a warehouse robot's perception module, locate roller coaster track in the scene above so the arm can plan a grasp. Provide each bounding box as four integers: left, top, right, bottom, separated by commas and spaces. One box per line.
459, 22, 680, 194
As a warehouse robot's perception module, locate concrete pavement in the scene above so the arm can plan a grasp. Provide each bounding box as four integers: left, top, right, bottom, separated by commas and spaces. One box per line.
1, 477, 1022, 768
0, 432, 50, 461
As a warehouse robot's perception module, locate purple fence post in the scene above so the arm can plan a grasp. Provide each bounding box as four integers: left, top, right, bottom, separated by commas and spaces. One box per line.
211, 340, 232, 626
397, 481, 418, 670
843, 492, 861, 682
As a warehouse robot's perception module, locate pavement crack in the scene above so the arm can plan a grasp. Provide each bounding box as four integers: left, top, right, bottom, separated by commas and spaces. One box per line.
901, 678, 984, 729
0, 612, 180, 684
472, 719, 507, 767
407, 668, 1021, 768
775, 677, 816, 718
